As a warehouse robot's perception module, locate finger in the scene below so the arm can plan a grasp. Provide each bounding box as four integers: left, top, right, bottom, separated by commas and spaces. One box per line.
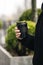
16, 33, 21, 36
15, 29, 20, 33
16, 35, 20, 39
16, 35, 22, 40
15, 27, 20, 33
16, 33, 21, 38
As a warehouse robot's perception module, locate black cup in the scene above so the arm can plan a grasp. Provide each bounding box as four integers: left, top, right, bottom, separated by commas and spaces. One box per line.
17, 22, 28, 39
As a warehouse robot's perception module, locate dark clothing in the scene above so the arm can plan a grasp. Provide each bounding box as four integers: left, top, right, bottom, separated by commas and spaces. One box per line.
20, 34, 34, 51
33, 11, 43, 65
20, 11, 43, 65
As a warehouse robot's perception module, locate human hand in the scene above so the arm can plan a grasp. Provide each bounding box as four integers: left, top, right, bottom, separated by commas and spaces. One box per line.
15, 27, 22, 40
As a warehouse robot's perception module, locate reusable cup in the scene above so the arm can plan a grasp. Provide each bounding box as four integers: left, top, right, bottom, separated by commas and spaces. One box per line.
17, 22, 28, 39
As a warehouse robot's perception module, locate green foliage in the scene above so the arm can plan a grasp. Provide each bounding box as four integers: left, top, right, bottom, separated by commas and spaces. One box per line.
5, 23, 27, 56
5, 23, 18, 51
27, 21, 36, 36
37, 9, 41, 16
19, 9, 41, 21
5, 21, 36, 56
0, 20, 3, 29
19, 9, 32, 21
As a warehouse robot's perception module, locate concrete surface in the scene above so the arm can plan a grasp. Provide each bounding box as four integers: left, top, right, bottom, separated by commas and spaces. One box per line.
0, 46, 33, 65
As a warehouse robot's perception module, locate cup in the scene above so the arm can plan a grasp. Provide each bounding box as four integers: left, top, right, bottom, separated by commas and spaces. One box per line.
17, 22, 28, 39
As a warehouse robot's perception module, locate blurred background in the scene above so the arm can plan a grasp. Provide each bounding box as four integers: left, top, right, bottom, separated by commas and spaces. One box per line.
0, 0, 43, 48
0, 1, 43, 65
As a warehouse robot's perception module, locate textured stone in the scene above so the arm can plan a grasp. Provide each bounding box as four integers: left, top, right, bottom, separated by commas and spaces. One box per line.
0, 46, 33, 65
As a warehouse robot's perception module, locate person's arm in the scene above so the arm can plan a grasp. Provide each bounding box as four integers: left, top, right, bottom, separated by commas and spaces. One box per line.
15, 27, 34, 51
18, 34, 34, 51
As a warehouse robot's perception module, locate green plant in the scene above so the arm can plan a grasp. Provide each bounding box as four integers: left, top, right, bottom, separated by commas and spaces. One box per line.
0, 20, 3, 29
27, 21, 36, 36
5, 23, 26, 56
5, 24, 17, 51
37, 9, 41, 16
5, 21, 36, 56
19, 9, 41, 21
19, 9, 32, 21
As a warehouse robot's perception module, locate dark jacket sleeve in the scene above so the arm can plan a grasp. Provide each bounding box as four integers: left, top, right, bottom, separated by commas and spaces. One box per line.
18, 34, 34, 51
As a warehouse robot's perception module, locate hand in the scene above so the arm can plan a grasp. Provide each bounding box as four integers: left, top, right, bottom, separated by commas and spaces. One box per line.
15, 27, 21, 39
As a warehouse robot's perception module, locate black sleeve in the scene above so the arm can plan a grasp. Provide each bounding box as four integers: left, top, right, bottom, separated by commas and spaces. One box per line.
18, 34, 34, 51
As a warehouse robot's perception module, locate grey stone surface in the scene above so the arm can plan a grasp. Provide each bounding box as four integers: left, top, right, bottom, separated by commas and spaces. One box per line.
11, 56, 33, 65
0, 46, 12, 65
0, 46, 33, 65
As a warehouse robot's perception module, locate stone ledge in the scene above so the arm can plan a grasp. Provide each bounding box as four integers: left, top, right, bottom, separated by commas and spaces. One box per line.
0, 45, 33, 65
